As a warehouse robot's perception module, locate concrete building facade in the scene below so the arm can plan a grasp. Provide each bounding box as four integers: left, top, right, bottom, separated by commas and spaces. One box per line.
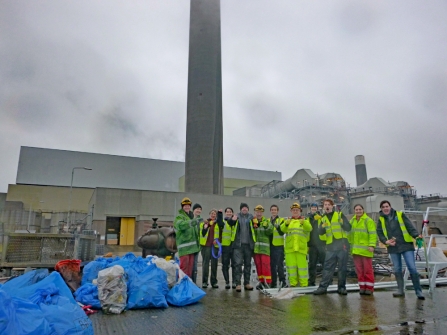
89, 188, 296, 246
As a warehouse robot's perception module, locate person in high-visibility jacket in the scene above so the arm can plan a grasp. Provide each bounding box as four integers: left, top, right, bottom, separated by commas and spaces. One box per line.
376, 200, 425, 300
280, 203, 312, 287
307, 202, 325, 287
252, 205, 274, 289
313, 199, 351, 295
173, 197, 201, 279
200, 209, 220, 289
269, 204, 286, 288
226, 203, 255, 292
348, 204, 377, 295
191, 203, 204, 284
217, 207, 235, 289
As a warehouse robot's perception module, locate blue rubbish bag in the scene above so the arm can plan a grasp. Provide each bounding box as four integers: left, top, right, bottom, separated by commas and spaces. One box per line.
1, 269, 49, 293
4, 272, 76, 304
127, 263, 169, 309
0, 289, 52, 335
81, 258, 109, 285
29, 283, 94, 335
166, 276, 206, 307
74, 283, 101, 309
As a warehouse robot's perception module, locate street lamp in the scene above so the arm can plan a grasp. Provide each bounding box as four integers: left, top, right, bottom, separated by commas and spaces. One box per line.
68, 167, 92, 228
26, 200, 44, 231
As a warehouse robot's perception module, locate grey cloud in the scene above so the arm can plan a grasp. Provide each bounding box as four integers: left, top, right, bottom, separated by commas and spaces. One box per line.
1, 0, 447, 197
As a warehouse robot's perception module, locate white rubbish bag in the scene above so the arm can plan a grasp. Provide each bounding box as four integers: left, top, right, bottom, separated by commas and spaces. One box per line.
97, 265, 127, 314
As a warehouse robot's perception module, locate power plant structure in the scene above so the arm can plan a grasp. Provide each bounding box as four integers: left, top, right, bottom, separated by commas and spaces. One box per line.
355, 155, 368, 186
185, 0, 224, 195
235, 155, 420, 214
259, 169, 350, 213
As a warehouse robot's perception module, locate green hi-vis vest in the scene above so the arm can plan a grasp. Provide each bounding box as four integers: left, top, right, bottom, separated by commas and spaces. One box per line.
253, 216, 273, 255
199, 221, 220, 246
221, 221, 233, 247
379, 211, 413, 244
270, 217, 285, 246
280, 217, 312, 255
348, 213, 377, 258
321, 212, 347, 245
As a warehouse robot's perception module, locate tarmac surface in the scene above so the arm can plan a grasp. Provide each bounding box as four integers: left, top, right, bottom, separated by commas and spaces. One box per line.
90, 262, 447, 335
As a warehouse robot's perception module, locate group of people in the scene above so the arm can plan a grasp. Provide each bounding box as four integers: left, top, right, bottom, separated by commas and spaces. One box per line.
173, 197, 425, 299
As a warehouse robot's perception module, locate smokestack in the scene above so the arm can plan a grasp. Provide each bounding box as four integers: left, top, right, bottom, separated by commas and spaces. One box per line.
355, 155, 367, 186
185, 0, 224, 194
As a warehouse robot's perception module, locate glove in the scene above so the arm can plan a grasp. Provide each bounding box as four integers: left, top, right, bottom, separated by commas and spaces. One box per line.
314, 214, 322, 220
252, 218, 258, 228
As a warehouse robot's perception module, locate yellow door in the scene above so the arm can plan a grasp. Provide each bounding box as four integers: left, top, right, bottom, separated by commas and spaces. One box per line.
120, 217, 136, 246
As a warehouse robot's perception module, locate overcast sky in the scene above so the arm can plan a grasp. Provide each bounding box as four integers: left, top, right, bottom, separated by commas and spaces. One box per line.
1, 0, 447, 196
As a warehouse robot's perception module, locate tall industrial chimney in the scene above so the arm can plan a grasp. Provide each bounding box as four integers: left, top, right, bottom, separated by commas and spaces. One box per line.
185, 0, 224, 195
355, 155, 368, 186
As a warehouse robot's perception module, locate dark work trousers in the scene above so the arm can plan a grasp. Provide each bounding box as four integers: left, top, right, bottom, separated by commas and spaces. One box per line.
232, 244, 253, 286
221, 246, 233, 284
308, 245, 326, 286
319, 248, 349, 290
201, 246, 218, 285
270, 245, 285, 286
192, 252, 199, 284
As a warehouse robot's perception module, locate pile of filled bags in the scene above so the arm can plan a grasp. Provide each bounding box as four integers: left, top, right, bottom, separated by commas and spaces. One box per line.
0, 269, 94, 335
0, 253, 206, 334
76, 253, 206, 313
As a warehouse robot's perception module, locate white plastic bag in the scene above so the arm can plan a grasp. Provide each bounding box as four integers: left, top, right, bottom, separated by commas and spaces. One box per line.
97, 265, 127, 314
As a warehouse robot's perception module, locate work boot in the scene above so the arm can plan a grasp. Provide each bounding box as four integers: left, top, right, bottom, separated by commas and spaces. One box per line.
393, 272, 405, 297
232, 283, 236, 289
212, 284, 219, 289
359, 289, 366, 295
244, 284, 254, 291
337, 288, 347, 295
410, 273, 425, 300
235, 285, 242, 292
225, 282, 231, 289
364, 290, 373, 296
313, 287, 327, 295
202, 283, 208, 289
256, 283, 264, 290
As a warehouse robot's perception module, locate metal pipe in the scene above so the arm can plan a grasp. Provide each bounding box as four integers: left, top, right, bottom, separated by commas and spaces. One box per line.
265, 278, 447, 296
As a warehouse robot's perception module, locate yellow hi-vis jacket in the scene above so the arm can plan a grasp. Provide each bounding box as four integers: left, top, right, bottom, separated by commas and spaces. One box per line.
379, 211, 413, 244
199, 221, 220, 246
270, 216, 285, 246
320, 212, 347, 245
280, 217, 312, 255
348, 213, 377, 257
220, 220, 233, 247
231, 219, 256, 244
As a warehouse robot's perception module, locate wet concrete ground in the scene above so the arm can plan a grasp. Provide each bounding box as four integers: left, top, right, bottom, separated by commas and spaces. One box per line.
90, 264, 447, 335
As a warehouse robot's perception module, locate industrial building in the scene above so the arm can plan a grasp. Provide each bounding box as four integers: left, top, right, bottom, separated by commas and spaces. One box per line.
0, 146, 289, 246
1, 147, 447, 248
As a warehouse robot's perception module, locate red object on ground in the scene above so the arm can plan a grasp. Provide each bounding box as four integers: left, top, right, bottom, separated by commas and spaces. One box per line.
353, 255, 374, 292
55, 259, 82, 292
254, 253, 272, 284
78, 303, 97, 316
55, 259, 81, 272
